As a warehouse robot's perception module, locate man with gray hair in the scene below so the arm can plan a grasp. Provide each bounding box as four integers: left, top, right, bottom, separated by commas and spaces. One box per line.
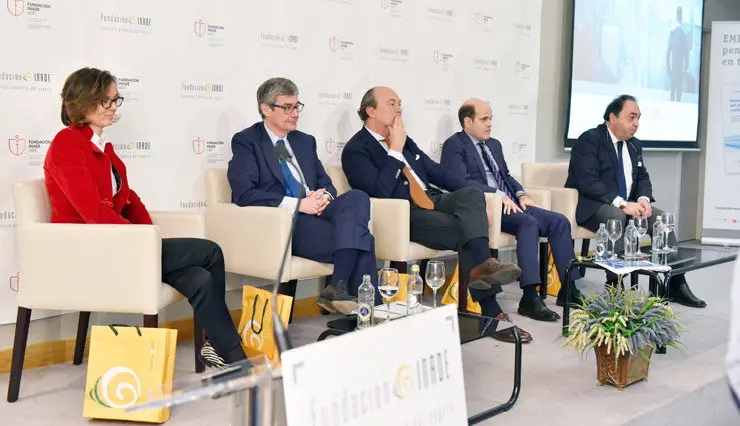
228, 77, 380, 313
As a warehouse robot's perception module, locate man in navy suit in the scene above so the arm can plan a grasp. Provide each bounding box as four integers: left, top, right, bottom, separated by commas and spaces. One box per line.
228, 77, 380, 314
343, 86, 530, 343
441, 98, 581, 321
565, 94, 705, 307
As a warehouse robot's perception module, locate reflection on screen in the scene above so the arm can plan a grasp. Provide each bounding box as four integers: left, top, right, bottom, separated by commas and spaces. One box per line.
566, 0, 705, 148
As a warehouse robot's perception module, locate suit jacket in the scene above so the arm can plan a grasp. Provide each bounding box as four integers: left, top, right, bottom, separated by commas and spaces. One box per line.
341, 127, 467, 200
43, 124, 152, 225
228, 122, 336, 207
565, 123, 654, 224
440, 131, 524, 196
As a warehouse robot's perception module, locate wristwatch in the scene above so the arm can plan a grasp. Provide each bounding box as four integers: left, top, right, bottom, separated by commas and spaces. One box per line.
618, 199, 628, 210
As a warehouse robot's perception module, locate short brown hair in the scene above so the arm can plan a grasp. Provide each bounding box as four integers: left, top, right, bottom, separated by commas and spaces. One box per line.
458, 103, 476, 127
60, 67, 117, 127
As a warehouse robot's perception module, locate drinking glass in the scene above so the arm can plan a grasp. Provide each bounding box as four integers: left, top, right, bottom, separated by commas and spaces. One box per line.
379, 268, 399, 324
606, 219, 623, 259
425, 261, 445, 308
634, 216, 648, 255
663, 212, 677, 252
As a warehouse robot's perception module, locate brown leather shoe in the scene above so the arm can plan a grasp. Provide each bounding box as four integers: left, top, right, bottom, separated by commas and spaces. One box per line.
491, 313, 532, 343
469, 258, 521, 290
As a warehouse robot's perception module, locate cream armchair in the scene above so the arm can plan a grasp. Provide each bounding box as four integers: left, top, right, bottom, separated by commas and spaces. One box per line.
204, 169, 333, 312
521, 162, 597, 261
8, 179, 207, 403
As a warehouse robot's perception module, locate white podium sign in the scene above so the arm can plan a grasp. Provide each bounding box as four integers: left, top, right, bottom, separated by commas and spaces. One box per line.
281, 304, 467, 426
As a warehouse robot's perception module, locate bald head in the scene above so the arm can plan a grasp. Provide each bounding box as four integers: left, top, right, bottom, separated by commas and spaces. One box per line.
458, 98, 492, 141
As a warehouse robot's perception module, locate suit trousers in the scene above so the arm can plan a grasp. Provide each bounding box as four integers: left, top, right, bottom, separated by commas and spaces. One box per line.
410, 187, 501, 300
162, 238, 241, 356
581, 204, 685, 284
291, 189, 378, 298
500, 206, 579, 287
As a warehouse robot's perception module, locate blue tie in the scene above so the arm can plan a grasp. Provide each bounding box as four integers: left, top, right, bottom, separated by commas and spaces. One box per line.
477, 142, 511, 198
616, 141, 627, 199
275, 139, 303, 197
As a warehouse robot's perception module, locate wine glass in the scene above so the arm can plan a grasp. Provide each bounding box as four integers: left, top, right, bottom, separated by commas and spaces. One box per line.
606, 219, 623, 259
663, 212, 676, 252
379, 268, 399, 323
634, 216, 648, 255
425, 261, 445, 308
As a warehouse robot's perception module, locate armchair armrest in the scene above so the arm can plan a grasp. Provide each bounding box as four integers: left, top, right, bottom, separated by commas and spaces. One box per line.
150, 211, 206, 238
16, 223, 162, 313
527, 185, 578, 229
485, 192, 504, 244
370, 198, 411, 261
205, 202, 291, 280
522, 189, 551, 210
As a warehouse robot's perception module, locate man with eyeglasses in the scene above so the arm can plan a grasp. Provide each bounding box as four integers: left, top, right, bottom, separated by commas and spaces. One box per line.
228, 77, 381, 313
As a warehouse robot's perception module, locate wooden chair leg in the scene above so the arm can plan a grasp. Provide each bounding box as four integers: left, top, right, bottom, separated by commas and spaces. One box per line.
389, 261, 407, 273
278, 279, 298, 323
193, 316, 205, 373
143, 314, 158, 328
7, 307, 32, 403
539, 242, 549, 299
73, 311, 91, 365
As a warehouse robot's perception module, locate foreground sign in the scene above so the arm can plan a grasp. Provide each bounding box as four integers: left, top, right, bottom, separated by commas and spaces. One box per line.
281, 304, 467, 426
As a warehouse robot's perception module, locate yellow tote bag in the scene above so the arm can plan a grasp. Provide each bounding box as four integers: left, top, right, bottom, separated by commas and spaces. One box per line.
546, 245, 562, 296
83, 325, 177, 423
237, 286, 293, 365
440, 263, 482, 314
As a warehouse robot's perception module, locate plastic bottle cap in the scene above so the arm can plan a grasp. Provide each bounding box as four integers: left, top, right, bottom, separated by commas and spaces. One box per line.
656, 216, 662, 220
411, 264, 420, 272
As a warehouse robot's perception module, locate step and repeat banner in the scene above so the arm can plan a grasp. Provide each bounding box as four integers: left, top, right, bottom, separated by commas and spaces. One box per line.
701, 21, 740, 246
0, 0, 542, 324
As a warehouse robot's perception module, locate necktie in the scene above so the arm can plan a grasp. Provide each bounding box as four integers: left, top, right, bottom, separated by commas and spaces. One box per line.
275, 139, 303, 197
616, 141, 627, 199
477, 142, 511, 198
381, 139, 434, 210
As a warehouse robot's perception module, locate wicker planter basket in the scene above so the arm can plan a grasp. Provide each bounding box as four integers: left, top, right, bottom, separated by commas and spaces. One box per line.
595, 345, 653, 390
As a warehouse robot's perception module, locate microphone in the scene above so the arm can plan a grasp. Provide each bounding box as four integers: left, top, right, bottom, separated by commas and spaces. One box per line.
272, 143, 304, 355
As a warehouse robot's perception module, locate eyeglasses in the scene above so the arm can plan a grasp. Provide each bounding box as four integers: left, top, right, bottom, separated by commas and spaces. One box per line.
101, 96, 124, 109
270, 102, 304, 114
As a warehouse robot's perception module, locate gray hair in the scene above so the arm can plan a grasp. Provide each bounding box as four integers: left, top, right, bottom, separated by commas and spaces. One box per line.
257, 77, 299, 118
357, 87, 378, 122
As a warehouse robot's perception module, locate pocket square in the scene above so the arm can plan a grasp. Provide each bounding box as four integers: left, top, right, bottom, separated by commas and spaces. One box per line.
415, 154, 420, 160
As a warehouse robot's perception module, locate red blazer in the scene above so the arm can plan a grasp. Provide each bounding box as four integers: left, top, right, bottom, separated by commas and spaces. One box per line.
44, 124, 152, 225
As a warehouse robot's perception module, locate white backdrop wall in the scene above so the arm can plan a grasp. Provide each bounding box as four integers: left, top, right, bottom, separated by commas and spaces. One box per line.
0, 0, 542, 324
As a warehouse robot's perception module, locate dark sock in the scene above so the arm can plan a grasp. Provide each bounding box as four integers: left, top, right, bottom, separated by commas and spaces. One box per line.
522, 285, 538, 300
221, 343, 248, 364
465, 237, 490, 265
478, 296, 503, 318
331, 248, 360, 284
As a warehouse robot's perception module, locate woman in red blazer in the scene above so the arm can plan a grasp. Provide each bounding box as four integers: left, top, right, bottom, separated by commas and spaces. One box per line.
45, 67, 246, 369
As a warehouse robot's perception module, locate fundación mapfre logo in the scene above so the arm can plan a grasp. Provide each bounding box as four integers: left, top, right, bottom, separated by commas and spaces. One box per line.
193, 18, 225, 38
6, 0, 24, 16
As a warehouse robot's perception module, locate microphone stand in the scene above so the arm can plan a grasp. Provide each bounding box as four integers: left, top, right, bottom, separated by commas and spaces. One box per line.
272, 144, 305, 356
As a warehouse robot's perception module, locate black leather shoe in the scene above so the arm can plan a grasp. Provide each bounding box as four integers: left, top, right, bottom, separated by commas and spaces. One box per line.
556, 286, 583, 308
668, 281, 707, 308
518, 295, 560, 322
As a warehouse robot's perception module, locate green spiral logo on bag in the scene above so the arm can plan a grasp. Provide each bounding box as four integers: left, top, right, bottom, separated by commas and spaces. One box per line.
241, 295, 269, 350
88, 366, 142, 409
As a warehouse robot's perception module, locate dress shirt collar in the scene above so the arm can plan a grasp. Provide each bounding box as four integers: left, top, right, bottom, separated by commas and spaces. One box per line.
264, 123, 289, 145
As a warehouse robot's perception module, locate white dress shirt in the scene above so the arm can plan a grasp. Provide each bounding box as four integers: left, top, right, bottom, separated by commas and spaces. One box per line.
364, 125, 427, 190
264, 125, 310, 212
606, 126, 649, 206
90, 132, 119, 196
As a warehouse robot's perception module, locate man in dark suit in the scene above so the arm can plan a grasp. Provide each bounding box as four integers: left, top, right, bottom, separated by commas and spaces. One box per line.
342, 86, 531, 343
441, 98, 581, 321
228, 77, 380, 314
565, 94, 705, 307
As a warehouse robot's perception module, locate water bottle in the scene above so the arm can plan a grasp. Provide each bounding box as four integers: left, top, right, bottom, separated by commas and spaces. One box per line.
357, 274, 375, 329
624, 219, 638, 258
407, 264, 424, 316
595, 223, 609, 261
652, 216, 665, 252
